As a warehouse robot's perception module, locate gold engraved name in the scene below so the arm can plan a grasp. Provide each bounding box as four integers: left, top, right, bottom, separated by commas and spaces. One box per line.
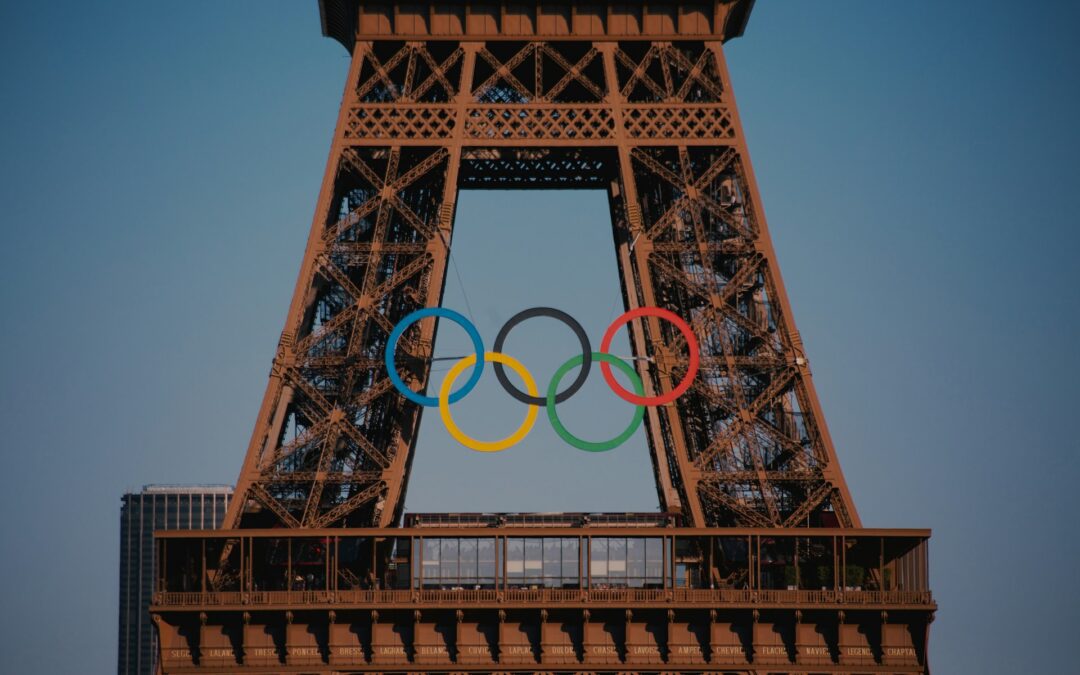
714, 645, 743, 655
290, 647, 319, 656
167, 649, 191, 659
760, 646, 786, 655
803, 646, 829, 656
377, 646, 405, 655
335, 647, 364, 656
418, 645, 446, 655
846, 646, 872, 656
886, 647, 916, 657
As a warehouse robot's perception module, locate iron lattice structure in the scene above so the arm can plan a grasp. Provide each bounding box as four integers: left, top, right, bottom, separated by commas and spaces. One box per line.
152, 4, 935, 673
225, 0, 860, 534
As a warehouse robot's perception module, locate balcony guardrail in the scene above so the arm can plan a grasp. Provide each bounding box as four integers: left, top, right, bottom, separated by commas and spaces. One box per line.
153, 587, 932, 608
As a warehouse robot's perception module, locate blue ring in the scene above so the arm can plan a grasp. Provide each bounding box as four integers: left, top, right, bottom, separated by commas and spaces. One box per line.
385, 307, 484, 407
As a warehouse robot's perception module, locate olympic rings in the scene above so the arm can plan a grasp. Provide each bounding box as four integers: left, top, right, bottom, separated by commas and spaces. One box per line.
599, 306, 700, 406
440, 352, 539, 452
385, 307, 485, 407
493, 307, 592, 406
547, 352, 645, 452
384, 305, 699, 452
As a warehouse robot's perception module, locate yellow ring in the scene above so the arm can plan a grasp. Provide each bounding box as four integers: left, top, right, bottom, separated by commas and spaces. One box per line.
439, 351, 539, 452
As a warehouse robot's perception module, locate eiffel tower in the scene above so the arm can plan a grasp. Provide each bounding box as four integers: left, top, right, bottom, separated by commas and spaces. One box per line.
151, 2, 934, 672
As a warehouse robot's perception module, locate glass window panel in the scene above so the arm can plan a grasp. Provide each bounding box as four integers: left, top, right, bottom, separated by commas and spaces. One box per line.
645, 538, 663, 583
424, 539, 441, 563
645, 538, 662, 563
562, 538, 579, 577
608, 538, 627, 577
590, 538, 609, 583
562, 538, 580, 588
460, 538, 478, 581
478, 538, 496, 581
543, 539, 561, 579
627, 538, 645, 578
507, 538, 524, 579
524, 538, 542, 572
440, 539, 459, 580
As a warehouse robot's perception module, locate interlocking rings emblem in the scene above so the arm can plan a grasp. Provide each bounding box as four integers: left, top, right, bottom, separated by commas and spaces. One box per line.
385, 306, 699, 452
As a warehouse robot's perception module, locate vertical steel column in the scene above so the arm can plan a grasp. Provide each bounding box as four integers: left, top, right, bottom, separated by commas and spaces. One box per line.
707, 41, 861, 527
225, 44, 372, 529
377, 42, 481, 526
598, 41, 704, 526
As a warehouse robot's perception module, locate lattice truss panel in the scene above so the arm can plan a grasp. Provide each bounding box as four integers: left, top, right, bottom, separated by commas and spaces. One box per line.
613, 143, 856, 528
345, 41, 734, 144
229, 38, 857, 531
345, 41, 463, 140
613, 40, 724, 102
235, 144, 454, 529
460, 148, 612, 189
357, 40, 465, 103
614, 41, 734, 140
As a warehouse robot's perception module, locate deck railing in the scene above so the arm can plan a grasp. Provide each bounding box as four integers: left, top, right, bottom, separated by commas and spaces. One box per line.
153, 587, 932, 608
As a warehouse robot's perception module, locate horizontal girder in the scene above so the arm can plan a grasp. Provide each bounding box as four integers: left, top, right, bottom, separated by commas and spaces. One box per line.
319, 0, 755, 50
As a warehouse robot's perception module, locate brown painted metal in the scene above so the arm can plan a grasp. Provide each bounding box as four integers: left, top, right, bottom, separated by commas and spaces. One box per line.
224, 0, 859, 532
160, 3, 934, 672
319, 1, 756, 50
152, 524, 933, 673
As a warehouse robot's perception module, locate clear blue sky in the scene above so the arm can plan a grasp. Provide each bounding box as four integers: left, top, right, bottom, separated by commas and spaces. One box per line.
1, 1, 1078, 673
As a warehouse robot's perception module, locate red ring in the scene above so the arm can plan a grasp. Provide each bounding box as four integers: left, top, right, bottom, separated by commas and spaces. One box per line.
599, 306, 699, 406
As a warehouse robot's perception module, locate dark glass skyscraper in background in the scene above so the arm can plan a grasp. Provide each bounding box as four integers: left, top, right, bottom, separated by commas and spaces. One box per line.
118, 485, 232, 675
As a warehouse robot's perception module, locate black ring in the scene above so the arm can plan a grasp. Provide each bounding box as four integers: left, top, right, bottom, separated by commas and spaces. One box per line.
493, 307, 592, 406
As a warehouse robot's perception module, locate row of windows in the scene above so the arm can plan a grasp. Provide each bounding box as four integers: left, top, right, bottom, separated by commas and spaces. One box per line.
410, 537, 666, 589
122, 494, 230, 532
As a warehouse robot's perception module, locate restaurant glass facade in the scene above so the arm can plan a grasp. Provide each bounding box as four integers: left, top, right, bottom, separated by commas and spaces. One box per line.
409, 536, 666, 589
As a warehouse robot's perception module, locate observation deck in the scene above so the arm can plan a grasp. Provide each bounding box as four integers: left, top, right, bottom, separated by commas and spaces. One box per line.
152, 517, 933, 672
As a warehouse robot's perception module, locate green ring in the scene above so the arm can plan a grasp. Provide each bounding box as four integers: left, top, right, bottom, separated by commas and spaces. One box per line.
546, 352, 646, 452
